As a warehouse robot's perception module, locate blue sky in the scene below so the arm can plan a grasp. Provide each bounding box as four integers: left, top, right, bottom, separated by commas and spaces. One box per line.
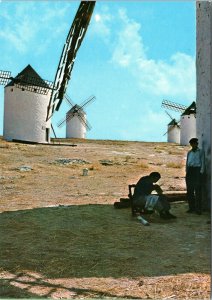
0, 1, 196, 142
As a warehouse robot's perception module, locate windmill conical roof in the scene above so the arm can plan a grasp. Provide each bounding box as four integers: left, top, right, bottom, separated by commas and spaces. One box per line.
6, 64, 49, 88
168, 119, 178, 126
67, 104, 85, 114
181, 101, 196, 116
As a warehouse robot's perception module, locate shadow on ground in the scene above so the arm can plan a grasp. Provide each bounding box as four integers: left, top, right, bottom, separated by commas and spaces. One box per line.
0, 203, 210, 298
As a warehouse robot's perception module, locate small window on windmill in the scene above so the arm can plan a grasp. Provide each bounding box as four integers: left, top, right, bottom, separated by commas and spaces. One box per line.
22, 88, 25, 91
11, 88, 13, 92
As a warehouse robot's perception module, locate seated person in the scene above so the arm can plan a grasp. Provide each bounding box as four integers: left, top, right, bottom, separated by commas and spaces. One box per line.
132, 172, 176, 220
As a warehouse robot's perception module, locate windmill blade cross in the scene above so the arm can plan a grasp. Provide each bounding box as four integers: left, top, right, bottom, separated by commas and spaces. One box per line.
80, 95, 96, 110
57, 93, 95, 130
57, 109, 91, 130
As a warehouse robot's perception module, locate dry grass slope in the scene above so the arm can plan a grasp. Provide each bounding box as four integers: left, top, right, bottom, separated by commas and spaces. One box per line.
0, 137, 210, 299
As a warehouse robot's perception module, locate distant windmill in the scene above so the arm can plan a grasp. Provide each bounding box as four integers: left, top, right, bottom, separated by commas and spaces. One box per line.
162, 99, 196, 145
57, 94, 95, 138
163, 111, 181, 144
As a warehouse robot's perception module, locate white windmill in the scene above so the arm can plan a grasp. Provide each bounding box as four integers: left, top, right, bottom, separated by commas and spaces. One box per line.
162, 99, 196, 146
57, 94, 95, 138
163, 111, 181, 143
1, 65, 53, 143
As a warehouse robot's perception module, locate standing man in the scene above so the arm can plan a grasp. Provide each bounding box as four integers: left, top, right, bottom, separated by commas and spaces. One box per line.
186, 138, 205, 214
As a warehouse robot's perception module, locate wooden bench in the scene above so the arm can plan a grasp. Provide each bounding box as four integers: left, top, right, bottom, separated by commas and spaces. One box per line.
114, 184, 186, 215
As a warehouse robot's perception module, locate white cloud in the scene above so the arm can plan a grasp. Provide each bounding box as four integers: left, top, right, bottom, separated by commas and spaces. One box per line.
0, 2, 71, 54
111, 8, 196, 101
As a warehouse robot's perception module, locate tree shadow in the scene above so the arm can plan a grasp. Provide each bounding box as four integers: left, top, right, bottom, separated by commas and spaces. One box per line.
1, 272, 142, 299
0, 277, 44, 298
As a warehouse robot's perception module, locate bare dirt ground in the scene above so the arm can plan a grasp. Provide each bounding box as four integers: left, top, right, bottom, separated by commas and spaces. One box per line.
0, 137, 210, 299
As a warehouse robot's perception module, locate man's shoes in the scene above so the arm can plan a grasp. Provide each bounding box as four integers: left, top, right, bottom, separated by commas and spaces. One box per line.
186, 209, 195, 213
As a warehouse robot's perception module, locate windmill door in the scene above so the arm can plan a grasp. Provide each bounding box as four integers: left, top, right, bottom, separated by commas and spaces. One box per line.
45, 128, 50, 142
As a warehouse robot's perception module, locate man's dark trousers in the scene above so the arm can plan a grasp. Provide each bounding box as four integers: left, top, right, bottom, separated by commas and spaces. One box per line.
186, 167, 202, 213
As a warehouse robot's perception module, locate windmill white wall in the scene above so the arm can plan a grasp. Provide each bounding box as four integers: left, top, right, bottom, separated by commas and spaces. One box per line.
3, 86, 51, 143
66, 111, 87, 138
167, 125, 180, 143
180, 114, 196, 146
196, 1, 211, 210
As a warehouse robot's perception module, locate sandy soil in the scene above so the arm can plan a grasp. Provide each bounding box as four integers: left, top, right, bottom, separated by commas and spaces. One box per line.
0, 137, 210, 299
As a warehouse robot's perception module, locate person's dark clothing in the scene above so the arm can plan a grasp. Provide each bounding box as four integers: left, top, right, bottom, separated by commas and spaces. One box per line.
186, 167, 202, 213
132, 175, 172, 217
133, 175, 155, 198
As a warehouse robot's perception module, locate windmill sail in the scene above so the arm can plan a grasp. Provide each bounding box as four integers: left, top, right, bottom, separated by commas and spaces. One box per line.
79, 95, 96, 110
46, 1, 96, 121
0, 70, 11, 85
57, 104, 91, 130
57, 95, 95, 130
64, 94, 75, 107
76, 111, 92, 130
162, 99, 187, 113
